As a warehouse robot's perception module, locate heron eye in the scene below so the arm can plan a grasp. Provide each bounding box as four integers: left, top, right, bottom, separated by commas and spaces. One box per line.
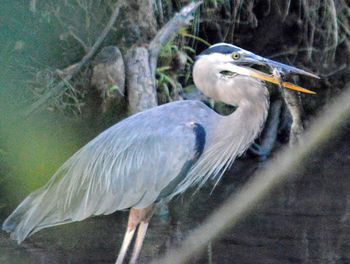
232, 52, 240, 60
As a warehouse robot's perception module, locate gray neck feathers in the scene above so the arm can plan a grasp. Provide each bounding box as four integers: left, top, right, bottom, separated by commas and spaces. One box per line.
173, 79, 269, 196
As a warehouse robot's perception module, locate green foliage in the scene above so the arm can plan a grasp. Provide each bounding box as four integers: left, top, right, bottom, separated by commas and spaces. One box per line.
178, 28, 211, 47
156, 31, 210, 104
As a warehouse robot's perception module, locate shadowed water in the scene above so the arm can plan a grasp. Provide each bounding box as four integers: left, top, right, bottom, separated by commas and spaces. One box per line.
1, 124, 349, 264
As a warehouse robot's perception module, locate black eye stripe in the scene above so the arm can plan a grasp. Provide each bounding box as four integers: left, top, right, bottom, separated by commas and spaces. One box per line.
199, 45, 240, 56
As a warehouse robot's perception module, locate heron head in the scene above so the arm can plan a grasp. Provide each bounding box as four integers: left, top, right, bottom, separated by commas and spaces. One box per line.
194, 43, 318, 95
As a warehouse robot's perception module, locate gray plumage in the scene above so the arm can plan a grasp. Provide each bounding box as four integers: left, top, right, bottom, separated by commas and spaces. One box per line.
3, 100, 216, 242
3, 77, 268, 243
3, 44, 317, 263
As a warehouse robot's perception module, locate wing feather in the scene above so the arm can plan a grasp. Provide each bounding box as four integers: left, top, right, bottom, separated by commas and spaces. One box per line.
3, 104, 200, 243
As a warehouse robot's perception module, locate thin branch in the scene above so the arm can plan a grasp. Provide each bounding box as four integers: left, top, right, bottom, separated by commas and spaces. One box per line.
148, 1, 203, 84
156, 0, 164, 25
68, 27, 90, 52
29, 0, 37, 13
322, 64, 347, 78
24, 1, 125, 117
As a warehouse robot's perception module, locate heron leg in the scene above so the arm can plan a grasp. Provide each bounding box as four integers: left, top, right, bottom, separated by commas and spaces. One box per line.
128, 204, 156, 264
116, 205, 155, 264
129, 221, 149, 264
116, 227, 136, 264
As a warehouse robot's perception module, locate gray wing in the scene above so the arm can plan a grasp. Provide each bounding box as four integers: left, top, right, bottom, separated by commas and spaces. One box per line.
3, 102, 208, 243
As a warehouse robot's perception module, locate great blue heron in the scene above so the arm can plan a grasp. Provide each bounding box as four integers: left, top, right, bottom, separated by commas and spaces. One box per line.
3, 43, 317, 264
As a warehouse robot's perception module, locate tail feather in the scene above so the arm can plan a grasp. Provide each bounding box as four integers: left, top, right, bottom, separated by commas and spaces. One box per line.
2, 164, 82, 243
2, 186, 73, 243
1, 157, 125, 243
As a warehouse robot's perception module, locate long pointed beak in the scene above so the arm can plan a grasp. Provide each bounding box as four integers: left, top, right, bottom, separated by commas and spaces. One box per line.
249, 69, 316, 94
224, 64, 316, 94
238, 51, 320, 80
250, 55, 319, 80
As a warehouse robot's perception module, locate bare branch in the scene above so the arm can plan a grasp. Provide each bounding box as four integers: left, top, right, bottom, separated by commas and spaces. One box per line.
24, 1, 125, 117
126, 47, 157, 114
68, 27, 90, 52
156, 0, 164, 25
29, 0, 37, 13
148, 1, 202, 82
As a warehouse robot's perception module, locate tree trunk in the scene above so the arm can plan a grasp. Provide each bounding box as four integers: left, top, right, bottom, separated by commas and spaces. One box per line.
125, 47, 157, 113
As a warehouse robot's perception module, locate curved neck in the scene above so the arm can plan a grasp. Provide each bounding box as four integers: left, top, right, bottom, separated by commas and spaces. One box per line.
173, 80, 269, 194
173, 60, 271, 195
212, 90, 269, 161
219, 92, 269, 138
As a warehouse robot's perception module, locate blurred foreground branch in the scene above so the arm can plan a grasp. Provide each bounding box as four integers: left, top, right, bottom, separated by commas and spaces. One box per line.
153, 83, 350, 264
24, 1, 125, 117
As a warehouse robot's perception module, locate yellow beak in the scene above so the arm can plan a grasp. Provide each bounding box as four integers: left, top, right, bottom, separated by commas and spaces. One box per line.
249, 71, 316, 94
223, 64, 316, 94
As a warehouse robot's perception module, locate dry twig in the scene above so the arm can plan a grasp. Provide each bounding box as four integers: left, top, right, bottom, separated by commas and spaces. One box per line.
149, 1, 203, 87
